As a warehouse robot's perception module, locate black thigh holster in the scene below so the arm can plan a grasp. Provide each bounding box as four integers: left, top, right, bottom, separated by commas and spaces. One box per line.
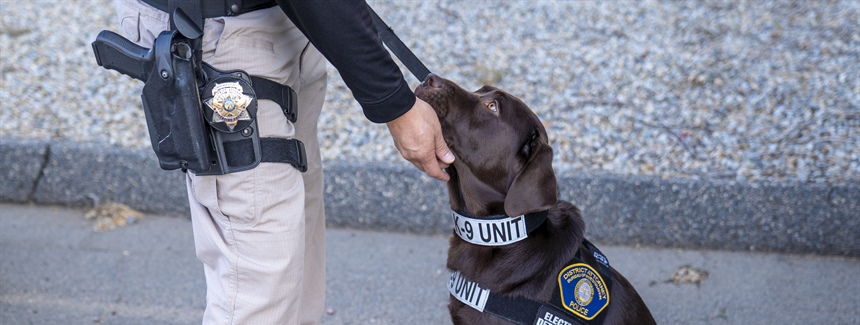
140, 30, 211, 173
139, 10, 305, 175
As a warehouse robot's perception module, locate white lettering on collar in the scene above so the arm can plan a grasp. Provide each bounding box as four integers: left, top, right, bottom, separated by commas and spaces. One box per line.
452, 211, 528, 246
448, 271, 490, 312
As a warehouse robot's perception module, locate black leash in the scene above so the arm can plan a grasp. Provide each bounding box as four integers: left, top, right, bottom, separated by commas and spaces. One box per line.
368, 5, 432, 82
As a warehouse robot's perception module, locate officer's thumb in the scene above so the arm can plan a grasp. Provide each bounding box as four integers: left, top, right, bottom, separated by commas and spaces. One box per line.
436, 136, 455, 164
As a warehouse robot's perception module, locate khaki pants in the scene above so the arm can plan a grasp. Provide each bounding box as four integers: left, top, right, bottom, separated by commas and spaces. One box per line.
115, 1, 328, 324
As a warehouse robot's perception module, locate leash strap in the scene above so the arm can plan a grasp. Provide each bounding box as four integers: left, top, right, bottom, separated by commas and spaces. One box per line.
368, 5, 432, 81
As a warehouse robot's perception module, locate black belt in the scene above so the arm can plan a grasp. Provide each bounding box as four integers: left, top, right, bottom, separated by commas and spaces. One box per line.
141, 0, 278, 18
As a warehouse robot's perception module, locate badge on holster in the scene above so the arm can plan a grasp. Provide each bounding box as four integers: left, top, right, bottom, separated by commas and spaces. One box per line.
202, 73, 257, 133
194, 64, 265, 175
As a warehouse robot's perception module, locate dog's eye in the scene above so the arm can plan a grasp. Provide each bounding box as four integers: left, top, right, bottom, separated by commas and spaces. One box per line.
486, 102, 498, 112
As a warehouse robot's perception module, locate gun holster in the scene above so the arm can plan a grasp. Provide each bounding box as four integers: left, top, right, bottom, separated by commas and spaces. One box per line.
93, 7, 305, 175
141, 30, 215, 173
139, 29, 303, 175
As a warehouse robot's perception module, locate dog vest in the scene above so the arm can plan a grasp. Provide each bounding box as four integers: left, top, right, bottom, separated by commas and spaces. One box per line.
449, 211, 613, 325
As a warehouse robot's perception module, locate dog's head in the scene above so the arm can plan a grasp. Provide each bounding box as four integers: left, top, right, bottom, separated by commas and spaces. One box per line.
416, 75, 557, 217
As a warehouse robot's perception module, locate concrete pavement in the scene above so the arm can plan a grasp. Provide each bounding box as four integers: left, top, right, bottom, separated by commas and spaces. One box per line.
1, 203, 858, 324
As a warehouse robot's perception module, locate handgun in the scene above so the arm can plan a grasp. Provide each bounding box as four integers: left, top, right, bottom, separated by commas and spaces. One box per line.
91, 30, 153, 82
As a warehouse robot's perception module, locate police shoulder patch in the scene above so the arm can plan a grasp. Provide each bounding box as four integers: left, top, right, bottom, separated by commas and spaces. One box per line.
557, 263, 610, 320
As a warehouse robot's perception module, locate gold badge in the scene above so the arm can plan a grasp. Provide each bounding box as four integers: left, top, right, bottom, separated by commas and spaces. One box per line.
204, 82, 252, 131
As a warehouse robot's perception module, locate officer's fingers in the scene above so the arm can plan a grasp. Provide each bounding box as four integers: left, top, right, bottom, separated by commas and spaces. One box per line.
416, 155, 450, 182
408, 129, 451, 181
394, 143, 448, 181
386, 98, 451, 181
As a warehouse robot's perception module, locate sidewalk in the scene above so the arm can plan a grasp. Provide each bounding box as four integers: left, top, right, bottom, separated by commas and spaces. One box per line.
1, 203, 858, 325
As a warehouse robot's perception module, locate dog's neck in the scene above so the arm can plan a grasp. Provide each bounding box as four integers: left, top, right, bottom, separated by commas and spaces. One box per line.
447, 167, 508, 217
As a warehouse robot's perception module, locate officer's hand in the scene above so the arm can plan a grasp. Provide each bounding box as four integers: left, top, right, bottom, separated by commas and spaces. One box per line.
386, 98, 455, 181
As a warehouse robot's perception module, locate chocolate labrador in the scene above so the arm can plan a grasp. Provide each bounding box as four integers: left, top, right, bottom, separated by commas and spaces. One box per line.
415, 75, 655, 325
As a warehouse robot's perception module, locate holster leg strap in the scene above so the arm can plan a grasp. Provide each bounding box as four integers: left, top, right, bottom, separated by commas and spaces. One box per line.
251, 76, 298, 122
223, 137, 308, 173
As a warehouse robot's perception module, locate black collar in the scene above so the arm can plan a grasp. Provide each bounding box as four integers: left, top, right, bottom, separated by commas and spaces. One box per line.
451, 210, 548, 246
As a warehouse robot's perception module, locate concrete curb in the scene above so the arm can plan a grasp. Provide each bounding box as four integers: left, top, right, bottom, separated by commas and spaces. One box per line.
2, 137, 858, 257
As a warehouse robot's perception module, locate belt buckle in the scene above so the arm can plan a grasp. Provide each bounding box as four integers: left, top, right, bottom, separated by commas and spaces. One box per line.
293, 139, 308, 173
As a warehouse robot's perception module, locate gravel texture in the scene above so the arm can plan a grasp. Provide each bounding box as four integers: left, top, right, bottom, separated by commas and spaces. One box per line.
1, 0, 858, 184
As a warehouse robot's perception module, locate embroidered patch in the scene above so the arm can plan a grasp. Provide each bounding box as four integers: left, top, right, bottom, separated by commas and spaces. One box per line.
558, 263, 610, 320
449, 271, 490, 312
452, 211, 529, 246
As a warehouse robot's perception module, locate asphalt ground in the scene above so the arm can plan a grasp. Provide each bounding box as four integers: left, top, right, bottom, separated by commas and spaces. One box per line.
1, 203, 858, 325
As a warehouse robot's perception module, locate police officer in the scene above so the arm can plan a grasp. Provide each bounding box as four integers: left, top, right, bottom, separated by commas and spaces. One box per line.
113, 0, 454, 323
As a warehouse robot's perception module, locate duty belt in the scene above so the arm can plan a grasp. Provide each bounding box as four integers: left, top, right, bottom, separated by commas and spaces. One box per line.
141, 0, 278, 20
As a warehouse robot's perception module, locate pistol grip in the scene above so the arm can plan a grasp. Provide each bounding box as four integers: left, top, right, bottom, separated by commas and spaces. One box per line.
92, 30, 152, 82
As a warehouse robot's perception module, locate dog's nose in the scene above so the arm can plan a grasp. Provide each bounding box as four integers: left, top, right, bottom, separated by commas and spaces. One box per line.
424, 73, 443, 88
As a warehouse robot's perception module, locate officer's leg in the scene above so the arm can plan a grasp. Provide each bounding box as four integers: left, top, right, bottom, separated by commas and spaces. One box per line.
186, 156, 306, 324
192, 7, 316, 324
116, 1, 314, 323
293, 45, 328, 325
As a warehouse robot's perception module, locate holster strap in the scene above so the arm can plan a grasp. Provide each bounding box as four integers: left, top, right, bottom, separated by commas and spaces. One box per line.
223, 137, 308, 173
142, 0, 278, 18
251, 76, 298, 123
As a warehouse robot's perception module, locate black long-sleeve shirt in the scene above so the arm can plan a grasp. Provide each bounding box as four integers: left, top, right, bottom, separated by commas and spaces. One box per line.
275, 0, 415, 123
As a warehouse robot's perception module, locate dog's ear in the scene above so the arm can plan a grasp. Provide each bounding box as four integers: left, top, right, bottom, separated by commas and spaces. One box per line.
504, 131, 557, 217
